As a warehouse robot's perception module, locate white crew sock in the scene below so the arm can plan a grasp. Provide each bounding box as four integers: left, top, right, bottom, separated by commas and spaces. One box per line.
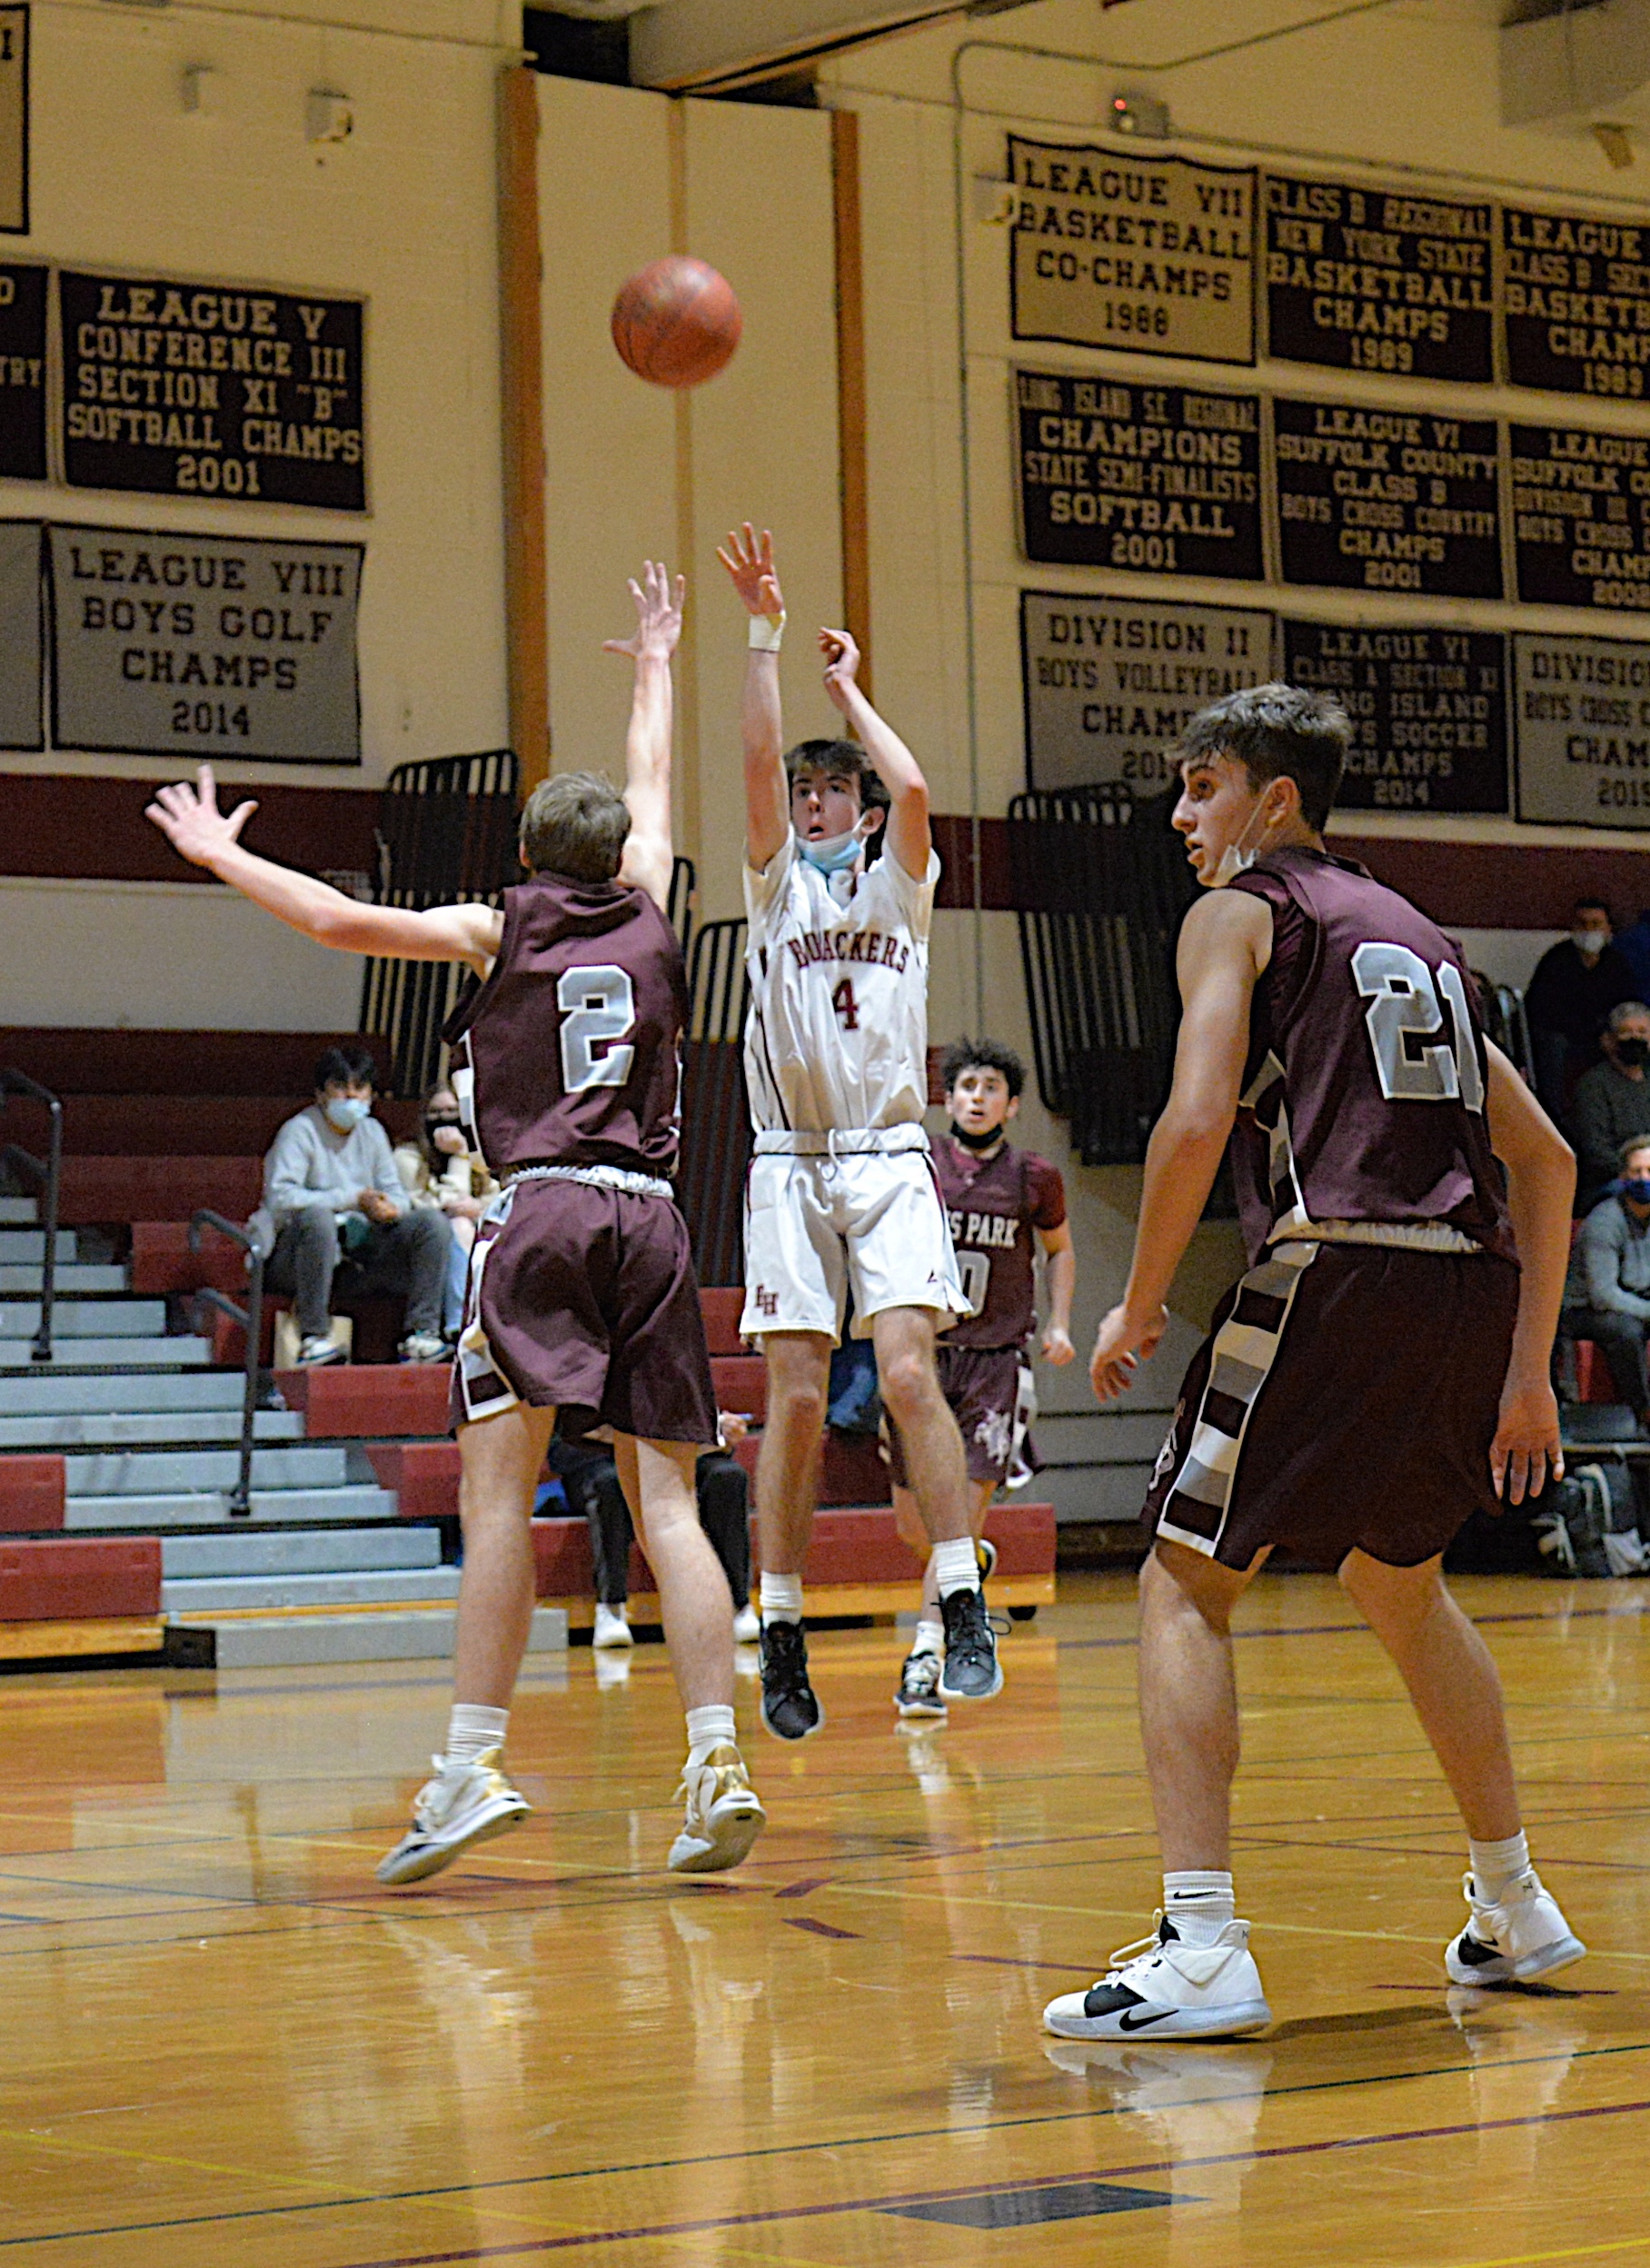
446, 1703, 509, 1766
912, 1616, 944, 1661
1163, 1869, 1236, 1947
1469, 1829, 1531, 1903
760, 1571, 804, 1626
685, 1704, 738, 1766
930, 1537, 981, 1599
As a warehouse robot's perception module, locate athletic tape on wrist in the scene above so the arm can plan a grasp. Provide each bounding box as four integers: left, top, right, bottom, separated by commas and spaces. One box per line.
748, 611, 786, 652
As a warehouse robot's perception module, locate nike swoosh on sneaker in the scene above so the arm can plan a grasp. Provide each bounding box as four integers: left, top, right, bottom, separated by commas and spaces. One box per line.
1117, 2004, 1178, 2031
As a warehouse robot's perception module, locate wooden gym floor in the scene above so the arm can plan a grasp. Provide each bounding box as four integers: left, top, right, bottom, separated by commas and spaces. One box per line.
0, 1570, 1645, 2267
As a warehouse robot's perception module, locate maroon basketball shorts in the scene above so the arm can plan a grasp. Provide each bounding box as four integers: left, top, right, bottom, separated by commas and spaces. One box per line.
885, 1344, 1032, 1488
1143, 1239, 1520, 1572
452, 1177, 717, 1447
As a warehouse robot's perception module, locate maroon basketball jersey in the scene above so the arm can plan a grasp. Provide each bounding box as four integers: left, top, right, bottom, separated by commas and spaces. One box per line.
934, 1135, 1067, 1350
1228, 848, 1513, 1263
445, 874, 686, 1179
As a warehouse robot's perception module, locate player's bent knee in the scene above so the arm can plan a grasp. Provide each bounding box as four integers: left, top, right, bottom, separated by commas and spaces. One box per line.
876, 1349, 940, 1422
1146, 1537, 1254, 1634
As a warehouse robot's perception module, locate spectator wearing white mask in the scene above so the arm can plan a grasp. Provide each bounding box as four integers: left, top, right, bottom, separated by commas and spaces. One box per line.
1526, 900, 1638, 1122
263, 1044, 451, 1366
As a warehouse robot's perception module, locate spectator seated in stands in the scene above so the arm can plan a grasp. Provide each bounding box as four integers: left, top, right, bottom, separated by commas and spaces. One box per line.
260, 1043, 452, 1367
393, 1081, 498, 1341
1526, 898, 1638, 1121
1569, 1001, 1650, 1212
1560, 1135, 1650, 1430
551, 1418, 760, 1651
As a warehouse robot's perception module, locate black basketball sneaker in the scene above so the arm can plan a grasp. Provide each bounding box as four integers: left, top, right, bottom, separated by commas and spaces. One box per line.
937, 1586, 1002, 1702
759, 1617, 824, 1740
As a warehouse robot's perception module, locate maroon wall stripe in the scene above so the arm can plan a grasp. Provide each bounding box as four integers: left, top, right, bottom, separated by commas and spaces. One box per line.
2, 773, 381, 885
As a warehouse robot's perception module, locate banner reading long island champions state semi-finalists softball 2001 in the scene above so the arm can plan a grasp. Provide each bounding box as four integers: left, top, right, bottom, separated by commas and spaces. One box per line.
46, 522, 361, 764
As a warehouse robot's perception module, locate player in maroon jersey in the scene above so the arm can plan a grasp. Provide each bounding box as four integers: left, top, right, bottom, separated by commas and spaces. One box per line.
884, 1038, 1075, 1719
145, 562, 765, 1886
1041, 684, 1584, 2045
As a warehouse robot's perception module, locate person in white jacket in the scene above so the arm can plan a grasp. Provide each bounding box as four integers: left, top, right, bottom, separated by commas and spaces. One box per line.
393, 1082, 498, 1340
263, 1043, 452, 1365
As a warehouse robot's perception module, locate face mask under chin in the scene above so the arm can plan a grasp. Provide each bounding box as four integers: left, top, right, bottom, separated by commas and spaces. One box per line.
1210, 799, 1280, 889
949, 1119, 1005, 1151
800, 820, 874, 905
1617, 1039, 1650, 1069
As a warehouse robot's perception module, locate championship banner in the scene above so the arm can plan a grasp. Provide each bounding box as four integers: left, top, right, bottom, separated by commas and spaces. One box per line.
1513, 632, 1650, 828
1273, 400, 1503, 598
59, 269, 366, 510
1007, 135, 1255, 365
1264, 174, 1493, 383
1511, 423, 1650, 612
1021, 592, 1274, 792
0, 521, 41, 751
1016, 370, 1264, 579
0, 7, 25, 236
1283, 621, 1507, 814
46, 522, 362, 765
1502, 207, 1650, 402
0, 257, 45, 478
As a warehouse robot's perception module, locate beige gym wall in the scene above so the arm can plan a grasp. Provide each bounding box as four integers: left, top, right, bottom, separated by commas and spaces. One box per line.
535, 75, 844, 927
2, 0, 513, 1027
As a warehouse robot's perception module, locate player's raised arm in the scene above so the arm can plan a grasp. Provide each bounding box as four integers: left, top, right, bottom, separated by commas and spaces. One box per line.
1484, 1040, 1574, 1502
1089, 887, 1272, 1400
718, 522, 789, 871
145, 766, 502, 977
818, 629, 929, 881
605, 558, 685, 914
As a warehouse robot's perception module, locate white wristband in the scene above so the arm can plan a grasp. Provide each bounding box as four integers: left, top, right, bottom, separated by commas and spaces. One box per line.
748, 611, 785, 652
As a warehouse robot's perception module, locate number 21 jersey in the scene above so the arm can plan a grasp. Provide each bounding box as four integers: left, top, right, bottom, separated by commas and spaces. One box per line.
743, 834, 937, 1135
1228, 847, 1514, 1263
444, 873, 686, 1178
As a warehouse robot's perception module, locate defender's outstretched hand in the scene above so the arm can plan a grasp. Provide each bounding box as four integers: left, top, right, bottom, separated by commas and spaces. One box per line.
717, 522, 784, 620
1490, 1375, 1563, 1506
819, 627, 861, 713
146, 766, 258, 872
602, 559, 685, 664
1089, 1301, 1168, 1403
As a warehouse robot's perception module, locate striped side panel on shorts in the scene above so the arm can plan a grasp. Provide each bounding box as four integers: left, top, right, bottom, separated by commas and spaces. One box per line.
1156, 1239, 1320, 1558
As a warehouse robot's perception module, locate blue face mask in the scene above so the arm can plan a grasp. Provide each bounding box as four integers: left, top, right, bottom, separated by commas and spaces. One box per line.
323, 1093, 372, 1134
1623, 1177, 1650, 1206
799, 821, 869, 877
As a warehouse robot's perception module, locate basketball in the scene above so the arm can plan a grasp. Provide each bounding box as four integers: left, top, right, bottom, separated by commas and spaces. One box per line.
610, 255, 742, 388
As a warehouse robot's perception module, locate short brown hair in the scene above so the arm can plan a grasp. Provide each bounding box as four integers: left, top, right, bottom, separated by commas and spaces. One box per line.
519, 771, 631, 883
1176, 684, 1350, 833
784, 739, 890, 818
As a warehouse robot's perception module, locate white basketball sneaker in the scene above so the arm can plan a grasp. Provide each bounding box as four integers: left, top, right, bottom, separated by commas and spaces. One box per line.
1445, 1869, 1585, 1985
375, 1748, 531, 1886
1042, 1915, 1272, 2042
592, 1602, 632, 1649
668, 1745, 767, 1875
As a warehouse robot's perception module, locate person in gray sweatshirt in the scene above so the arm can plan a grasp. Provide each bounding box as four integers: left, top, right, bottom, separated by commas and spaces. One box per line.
262, 1042, 452, 1365
1561, 1132, 1650, 1424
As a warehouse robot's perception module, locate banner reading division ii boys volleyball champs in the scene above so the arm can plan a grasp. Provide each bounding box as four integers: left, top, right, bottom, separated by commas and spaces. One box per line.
46, 524, 362, 764
1008, 136, 1255, 365
1020, 592, 1274, 792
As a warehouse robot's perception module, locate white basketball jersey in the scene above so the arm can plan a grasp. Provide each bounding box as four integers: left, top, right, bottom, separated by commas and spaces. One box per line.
743, 834, 938, 1135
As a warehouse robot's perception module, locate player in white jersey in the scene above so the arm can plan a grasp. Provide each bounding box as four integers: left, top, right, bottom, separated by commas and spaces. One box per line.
719, 523, 1001, 1740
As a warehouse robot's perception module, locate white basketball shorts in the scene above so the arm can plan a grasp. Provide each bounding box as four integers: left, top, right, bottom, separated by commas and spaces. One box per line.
740, 1150, 966, 1342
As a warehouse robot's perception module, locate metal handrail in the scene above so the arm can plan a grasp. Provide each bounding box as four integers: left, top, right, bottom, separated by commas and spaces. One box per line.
188, 1210, 265, 1520
0, 1070, 63, 1362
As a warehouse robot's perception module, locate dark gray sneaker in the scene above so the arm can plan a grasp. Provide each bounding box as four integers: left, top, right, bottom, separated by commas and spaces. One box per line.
759, 1617, 824, 1741
938, 1586, 1003, 1702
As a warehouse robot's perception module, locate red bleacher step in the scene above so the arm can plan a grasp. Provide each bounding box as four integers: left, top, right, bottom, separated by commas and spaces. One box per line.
0, 1537, 160, 1619
280, 1364, 453, 1437
1574, 1340, 1615, 1405
710, 1354, 765, 1424
731, 1428, 890, 1507
699, 1288, 745, 1355
364, 1439, 461, 1518
0, 1457, 66, 1534
61, 1158, 263, 1228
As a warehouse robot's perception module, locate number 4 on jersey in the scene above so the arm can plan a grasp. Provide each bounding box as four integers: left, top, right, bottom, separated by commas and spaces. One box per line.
831, 977, 860, 1031
1352, 942, 1485, 1112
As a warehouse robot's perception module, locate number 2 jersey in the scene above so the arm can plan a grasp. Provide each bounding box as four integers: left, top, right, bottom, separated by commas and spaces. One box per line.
444, 873, 686, 1179
743, 833, 937, 1135
1228, 847, 1514, 1265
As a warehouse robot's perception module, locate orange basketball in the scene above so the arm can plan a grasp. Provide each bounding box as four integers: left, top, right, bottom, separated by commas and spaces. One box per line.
611, 255, 742, 389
